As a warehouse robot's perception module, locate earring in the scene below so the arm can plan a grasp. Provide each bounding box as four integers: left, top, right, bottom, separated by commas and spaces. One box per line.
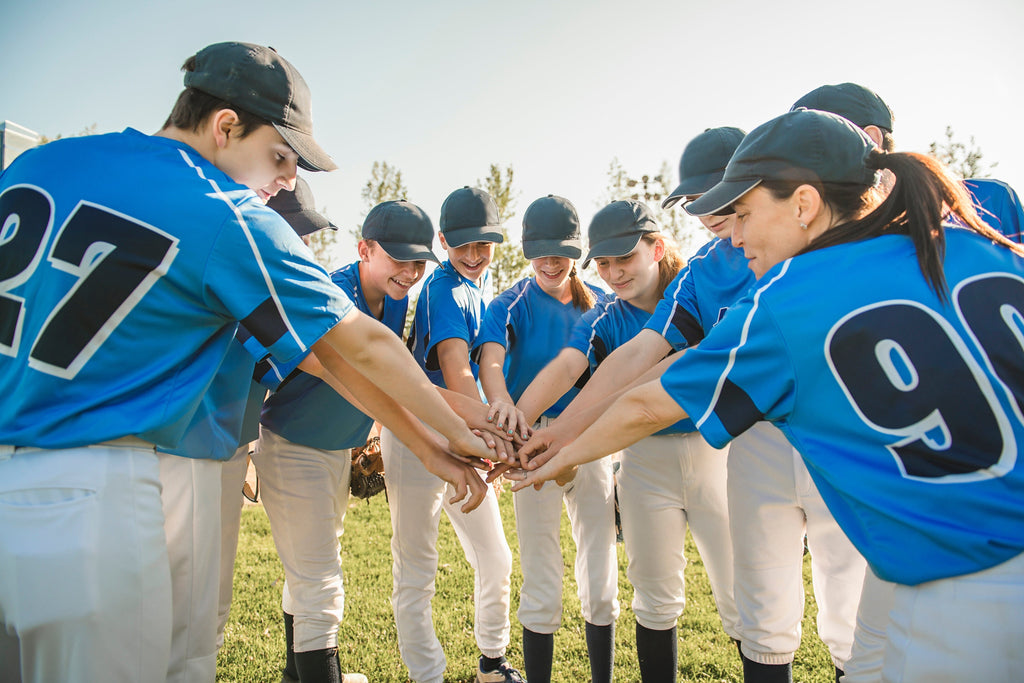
799, 222, 808, 230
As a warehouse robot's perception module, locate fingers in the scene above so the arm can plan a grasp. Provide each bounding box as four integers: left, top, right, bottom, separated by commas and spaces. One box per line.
471, 428, 497, 450
450, 468, 487, 513
525, 444, 558, 470
485, 462, 512, 483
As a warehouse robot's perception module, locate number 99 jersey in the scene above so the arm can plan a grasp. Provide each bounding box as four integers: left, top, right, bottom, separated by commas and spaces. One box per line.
660, 229, 1024, 586
0, 129, 351, 450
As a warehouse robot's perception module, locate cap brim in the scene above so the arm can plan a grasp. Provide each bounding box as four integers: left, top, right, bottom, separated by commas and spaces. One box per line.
685, 178, 762, 216
522, 239, 583, 260
442, 226, 505, 248
377, 241, 440, 264
274, 123, 338, 173
581, 233, 643, 269
661, 170, 729, 210
281, 209, 337, 237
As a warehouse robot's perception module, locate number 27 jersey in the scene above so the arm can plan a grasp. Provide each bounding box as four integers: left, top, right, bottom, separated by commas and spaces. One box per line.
661, 230, 1024, 585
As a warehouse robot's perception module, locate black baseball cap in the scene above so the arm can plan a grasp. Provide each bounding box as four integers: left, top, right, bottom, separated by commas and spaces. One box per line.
266, 177, 337, 236
791, 83, 894, 132
582, 200, 658, 268
362, 200, 440, 263
439, 187, 505, 247
183, 42, 337, 172
521, 195, 582, 260
662, 127, 746, 210
686, 109, 878, 217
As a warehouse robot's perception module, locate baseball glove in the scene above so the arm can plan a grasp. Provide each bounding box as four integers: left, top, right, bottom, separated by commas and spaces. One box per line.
349, 435, 386, 500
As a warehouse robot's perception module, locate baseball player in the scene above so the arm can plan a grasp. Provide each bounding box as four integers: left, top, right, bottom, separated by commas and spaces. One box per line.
473, 195, 617, 683
518, 126, 866, 683
0, 41, 494, 683
382, 186, 524, 683
513, 200, 741, 683
789, 82, 1024, 683
252, 199, 439, 683
514, 107, 1024, 683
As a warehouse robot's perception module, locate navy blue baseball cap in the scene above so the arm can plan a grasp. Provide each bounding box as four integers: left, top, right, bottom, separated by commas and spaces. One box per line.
582, 200, 658, 268
184, 42, 337, 172
439, 186, 505, 247
791, 83, 894, 132
362, 200, 440, 263
686, 109, 878, 217
266, 177, 337, 236
662, 127, 746, 210
521, 195, 582, 260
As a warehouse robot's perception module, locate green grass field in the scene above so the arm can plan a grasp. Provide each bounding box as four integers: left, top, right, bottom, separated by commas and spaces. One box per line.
216, 491, 835, 682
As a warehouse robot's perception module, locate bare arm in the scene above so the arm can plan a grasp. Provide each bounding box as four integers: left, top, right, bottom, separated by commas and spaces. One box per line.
317, 310, 491, 462
310, 337, 488, 511
477, 342, 530, 439
511, 379, 686, 492
435, 338, 482, 400
516, 347, 590, 426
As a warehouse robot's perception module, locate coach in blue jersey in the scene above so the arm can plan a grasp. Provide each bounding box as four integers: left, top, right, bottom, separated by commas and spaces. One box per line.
253, 199, 438, 683
0, 42, 492, 683
516, 109, 1024, 683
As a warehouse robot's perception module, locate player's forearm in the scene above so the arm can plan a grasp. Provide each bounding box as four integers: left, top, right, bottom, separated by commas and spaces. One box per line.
477, 347, 514, 406
559, 380, 685, 467
516, 350, 586, 424
436, 340, 482, 401
319, 314, 468, 441
559, 329, 672, 417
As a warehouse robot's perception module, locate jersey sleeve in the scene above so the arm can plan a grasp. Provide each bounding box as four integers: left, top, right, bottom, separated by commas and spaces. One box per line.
644, 252, 708, 352
204, 202, 353, 364
474, 291, 514, 353
422, 276, 474, 371
660, 295, 795, 448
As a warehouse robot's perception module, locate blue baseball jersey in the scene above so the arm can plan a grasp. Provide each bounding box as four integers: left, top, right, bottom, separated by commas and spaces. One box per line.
159, 331, 265, 461
660, 229, 1024, 585
568, 297, 695, 434
409, 260, 490, 389
965, 178, 1023, 244
644, 237, 755, 351
260, 261, 408, 451
473, 277, 606, 418
0, 129, 352, 449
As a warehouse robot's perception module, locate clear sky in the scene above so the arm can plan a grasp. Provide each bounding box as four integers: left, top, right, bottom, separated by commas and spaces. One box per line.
4, 0, 1022, 265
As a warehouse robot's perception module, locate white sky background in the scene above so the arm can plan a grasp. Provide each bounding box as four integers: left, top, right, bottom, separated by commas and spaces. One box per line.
4, 0, 1023, 267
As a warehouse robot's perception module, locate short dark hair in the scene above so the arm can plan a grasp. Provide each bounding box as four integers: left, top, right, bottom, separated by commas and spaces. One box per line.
162, 56, 267, 136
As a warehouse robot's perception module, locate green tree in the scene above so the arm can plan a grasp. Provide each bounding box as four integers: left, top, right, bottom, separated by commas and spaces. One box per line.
479, 163, 529, 294
599, 157, 707, 255
305, 218, 345, 272
928, 125, 996, 179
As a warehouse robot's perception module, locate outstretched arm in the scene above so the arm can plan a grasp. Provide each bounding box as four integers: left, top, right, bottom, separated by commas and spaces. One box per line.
511, 378, 686, 492
317, 309, 492, 463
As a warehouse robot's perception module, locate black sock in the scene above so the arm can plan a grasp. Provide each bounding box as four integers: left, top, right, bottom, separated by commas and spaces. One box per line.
635, 621, 677, 682
585, 621, 615, 683
522, 627, 553, 683
740, 650, 792, 683
480, 654, 506, 672
835, 665, 845, 683
294, 647, 342, 683
282, 612, 298, 680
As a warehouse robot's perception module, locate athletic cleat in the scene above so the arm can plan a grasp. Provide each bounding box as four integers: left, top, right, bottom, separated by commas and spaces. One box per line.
341, 675, 368, 683
475, 656, 526, 682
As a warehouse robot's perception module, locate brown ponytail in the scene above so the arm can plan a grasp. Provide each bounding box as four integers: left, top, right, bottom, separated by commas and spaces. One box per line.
783, 150, 1023, 301
568, 264, 597, 312
641, 232, 684, 299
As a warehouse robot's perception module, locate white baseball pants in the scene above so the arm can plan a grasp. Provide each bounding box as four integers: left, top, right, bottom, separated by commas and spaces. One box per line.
157, 451, 224, 683
215, 443, 251, 649
617, 432, 740, 638
381, 426, 512, 683
0, 442, 170, 683
514, 416, 619, 633
728, 422, 865, 668
251, 427, 353, 652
